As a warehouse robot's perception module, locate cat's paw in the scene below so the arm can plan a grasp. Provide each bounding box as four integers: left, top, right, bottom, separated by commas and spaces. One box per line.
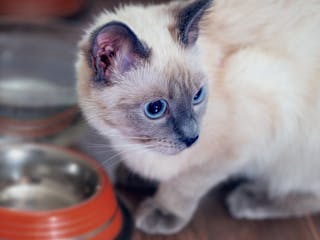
227, 184, 269, 220
135, 198, 188, 235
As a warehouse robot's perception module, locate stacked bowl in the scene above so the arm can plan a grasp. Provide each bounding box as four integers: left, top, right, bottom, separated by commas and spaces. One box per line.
0, 24, 82, 145
0, 24, 131, 239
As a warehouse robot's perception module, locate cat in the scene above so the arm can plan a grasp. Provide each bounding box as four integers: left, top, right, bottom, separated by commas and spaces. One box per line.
76, 0, 320, 235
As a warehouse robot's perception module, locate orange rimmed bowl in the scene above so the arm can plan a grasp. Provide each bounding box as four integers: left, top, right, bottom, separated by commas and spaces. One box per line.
0, 144, 127, 240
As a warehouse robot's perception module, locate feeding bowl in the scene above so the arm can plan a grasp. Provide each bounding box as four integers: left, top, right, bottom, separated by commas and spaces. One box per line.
0, 24, 81, 140
0, 144, 125, 240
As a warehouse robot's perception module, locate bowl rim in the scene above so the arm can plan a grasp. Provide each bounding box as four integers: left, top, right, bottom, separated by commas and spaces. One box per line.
0, 105, 79, 126
0, 106, 81, 138
0, 116, 78, 138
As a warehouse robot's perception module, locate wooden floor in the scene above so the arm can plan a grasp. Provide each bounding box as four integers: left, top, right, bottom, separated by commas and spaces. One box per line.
118, 188, 320, 240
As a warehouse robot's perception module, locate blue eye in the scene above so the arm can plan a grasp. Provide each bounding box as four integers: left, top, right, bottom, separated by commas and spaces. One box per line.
144, 99, 168, 119
192, 87, 206, 105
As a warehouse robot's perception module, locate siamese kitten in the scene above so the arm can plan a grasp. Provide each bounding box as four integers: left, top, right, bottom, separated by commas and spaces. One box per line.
76, 0, 320, 235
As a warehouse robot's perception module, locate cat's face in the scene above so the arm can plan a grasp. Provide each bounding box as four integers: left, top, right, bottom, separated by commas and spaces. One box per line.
77, 0, 212, 155
92, 65, 208, 155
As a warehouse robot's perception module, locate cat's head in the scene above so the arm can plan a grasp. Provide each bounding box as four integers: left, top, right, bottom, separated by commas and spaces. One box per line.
77, 0, 213, 155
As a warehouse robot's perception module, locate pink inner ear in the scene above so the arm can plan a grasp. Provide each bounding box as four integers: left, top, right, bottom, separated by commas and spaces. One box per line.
90, 21, 150, 83
92, 32, 132, 82
94, 33, 119, 80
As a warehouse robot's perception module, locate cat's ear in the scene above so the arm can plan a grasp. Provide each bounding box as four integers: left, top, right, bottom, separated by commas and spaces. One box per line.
90, 21, 150, 85
177, 0, 213, 47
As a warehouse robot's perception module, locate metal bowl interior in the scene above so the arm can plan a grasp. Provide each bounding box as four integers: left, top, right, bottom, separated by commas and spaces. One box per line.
0, 24, 79, 120
0, 145, 100, 211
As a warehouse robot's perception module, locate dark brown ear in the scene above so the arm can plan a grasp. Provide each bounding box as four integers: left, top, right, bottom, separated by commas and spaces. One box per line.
177, 0, 213, 47
90, 21, 150, 84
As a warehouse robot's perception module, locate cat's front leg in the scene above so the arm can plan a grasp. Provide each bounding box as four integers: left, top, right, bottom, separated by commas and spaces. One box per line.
135, 164, 230, 235
135, 196, 190, 235
227, 182, 320, 219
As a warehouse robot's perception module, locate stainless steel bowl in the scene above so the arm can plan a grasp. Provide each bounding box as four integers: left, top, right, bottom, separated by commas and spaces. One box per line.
0, 144, 100, 211
0, 24, 85, 144
0, 24, 79, 121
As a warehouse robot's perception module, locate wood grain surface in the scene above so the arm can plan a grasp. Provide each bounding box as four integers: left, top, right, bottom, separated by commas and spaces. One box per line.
120, 189, 320, 240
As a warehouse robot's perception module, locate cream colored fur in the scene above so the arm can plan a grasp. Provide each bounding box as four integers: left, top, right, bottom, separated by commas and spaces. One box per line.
77, 0, 320, 234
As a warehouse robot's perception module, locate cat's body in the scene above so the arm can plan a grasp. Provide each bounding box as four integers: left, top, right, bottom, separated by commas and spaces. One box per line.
77, 0, 320, 234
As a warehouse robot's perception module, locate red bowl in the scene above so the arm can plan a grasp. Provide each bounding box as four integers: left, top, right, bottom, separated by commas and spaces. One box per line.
0, 144, 123, 240
0, 106, 80, 139
0, 0, 85, 20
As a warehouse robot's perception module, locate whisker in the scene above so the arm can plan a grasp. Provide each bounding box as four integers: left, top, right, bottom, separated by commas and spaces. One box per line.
100, 144, 157, 168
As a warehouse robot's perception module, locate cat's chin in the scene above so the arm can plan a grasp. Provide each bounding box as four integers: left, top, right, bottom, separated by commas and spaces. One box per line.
152, 145, 187, 156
